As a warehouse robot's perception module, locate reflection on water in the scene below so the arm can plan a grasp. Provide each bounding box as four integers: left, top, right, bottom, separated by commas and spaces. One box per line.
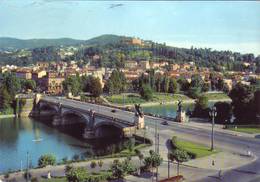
143, 103, 194, 118
142, 102, 216, 118
0, 117, 131, 173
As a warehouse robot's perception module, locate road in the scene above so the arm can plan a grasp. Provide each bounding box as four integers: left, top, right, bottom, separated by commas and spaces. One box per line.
144, 116, 260, 182
40, 97, 260, 181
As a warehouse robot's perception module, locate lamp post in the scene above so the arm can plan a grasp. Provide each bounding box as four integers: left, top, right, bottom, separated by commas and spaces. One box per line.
209, 106, 217, 151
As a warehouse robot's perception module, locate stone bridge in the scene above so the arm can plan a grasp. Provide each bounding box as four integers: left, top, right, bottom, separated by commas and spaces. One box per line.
33, 95, 144, 139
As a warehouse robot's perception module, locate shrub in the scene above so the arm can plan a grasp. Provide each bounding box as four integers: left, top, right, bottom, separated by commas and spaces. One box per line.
65, 166, 88, 182
38, 154, 56, 167
90, 161, 97, 169
98, 160, 103, 168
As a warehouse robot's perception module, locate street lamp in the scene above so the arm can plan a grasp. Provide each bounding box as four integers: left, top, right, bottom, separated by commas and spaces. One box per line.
209, 106, 217, 151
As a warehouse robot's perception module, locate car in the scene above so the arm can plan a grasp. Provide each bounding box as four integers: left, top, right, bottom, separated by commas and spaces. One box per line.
111, 109, 116, 113
161, 121, 168, 125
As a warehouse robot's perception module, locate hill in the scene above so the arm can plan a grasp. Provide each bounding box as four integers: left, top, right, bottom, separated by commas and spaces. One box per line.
0, 37, 85, 50
84, 34, 127, 46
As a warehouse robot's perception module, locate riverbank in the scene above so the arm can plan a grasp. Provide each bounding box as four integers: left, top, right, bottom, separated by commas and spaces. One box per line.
104, 92, 231, 108
0, 114, 15, 119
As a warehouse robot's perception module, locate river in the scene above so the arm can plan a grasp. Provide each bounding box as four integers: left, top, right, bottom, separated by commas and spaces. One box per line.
0, 117, 130, 173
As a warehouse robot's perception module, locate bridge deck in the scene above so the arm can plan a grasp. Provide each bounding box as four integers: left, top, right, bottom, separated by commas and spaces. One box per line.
41, 96, 136, 125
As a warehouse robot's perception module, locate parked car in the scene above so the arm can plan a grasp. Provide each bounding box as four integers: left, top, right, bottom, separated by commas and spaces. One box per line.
161, 121, 168, 125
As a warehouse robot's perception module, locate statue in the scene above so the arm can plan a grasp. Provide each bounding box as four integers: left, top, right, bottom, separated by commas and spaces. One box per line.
177, 100, 183, 112
134, 104, 144, 118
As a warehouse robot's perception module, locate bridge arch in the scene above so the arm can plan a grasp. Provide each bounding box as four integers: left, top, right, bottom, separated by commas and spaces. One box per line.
61, 110, 89, 125
38, 102, 58, 115
93, 121, 124, 138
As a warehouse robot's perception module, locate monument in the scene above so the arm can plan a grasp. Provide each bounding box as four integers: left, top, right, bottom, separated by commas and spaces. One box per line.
134, 104, 145, 129
176, 100, 186, 123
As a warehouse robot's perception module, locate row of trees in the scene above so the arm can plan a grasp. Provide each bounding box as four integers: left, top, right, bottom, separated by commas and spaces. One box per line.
62, 74, 102, 97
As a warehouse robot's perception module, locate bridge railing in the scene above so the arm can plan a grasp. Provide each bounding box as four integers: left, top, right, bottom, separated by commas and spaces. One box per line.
42, 99, 135, 126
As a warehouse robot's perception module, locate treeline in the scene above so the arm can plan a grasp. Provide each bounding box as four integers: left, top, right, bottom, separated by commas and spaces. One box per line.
62, 74, 102, 97
192, 83, 260, 124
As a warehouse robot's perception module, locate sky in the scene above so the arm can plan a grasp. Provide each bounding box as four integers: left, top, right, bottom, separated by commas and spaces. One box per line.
0, 0, 260, 55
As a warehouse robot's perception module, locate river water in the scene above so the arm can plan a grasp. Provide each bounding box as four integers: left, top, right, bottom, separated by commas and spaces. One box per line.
0, 117, 129, 173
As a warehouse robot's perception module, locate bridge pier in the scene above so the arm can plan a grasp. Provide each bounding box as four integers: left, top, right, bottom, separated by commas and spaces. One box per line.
83, 129, 95, 139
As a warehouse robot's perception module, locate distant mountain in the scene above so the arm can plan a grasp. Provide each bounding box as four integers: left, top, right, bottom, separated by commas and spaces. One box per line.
0, 34, 130, 50
0, 37, 85, 50
84, 34, 127, 46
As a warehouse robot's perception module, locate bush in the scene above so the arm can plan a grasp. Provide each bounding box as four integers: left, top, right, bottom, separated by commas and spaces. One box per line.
66, 166, 88, 182
38, 154, 56, 167
98, 160, 103, 168
90, 161, 97, 169
31, 177, 39, 182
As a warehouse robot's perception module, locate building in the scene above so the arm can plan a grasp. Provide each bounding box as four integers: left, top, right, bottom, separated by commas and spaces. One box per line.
15, 69, 32, 79
123, 37, 144, 46
125, 61, 138, 69
139, 60, 150, 70
169, 64, 180, 71
41, 72, 65, 94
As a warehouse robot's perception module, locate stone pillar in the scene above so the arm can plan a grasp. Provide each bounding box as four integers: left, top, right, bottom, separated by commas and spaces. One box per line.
176, 111, 186, 123
83, 129, 95, 139
134, 115, 145, 129
52, 115, 62, 125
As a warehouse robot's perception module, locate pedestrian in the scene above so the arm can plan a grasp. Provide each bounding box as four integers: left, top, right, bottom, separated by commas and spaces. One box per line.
47, 171, 51, 179
218, 169, 222, 180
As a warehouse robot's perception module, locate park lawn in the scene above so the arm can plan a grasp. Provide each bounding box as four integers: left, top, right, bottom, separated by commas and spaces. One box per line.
105, 93, 146, 105
228, 127, 260, 134
106, 93, 192, 105
40, 177, 66, 182
202, 92, 230, 101
153, 93, 191, 102
174, 139, 219, 158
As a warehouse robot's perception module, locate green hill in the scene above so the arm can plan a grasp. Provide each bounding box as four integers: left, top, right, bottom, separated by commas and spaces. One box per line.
84, 34, 129, 46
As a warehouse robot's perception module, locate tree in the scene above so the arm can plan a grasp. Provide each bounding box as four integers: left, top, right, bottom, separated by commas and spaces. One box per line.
1, 72, 21, 97
192, 95, 209, 118
214, 102, 232, 124
143, 150, 163, 172
168, 78, 179, 94
229, 82, 255, 123
89, 77, 103, 98
0, 87, 12, 111
65, 166, 88, 182
168, 149, 190, 175
139, 84, 153, 101
62, 75, 82, 96
38, 154, 56, 167
21, 79, 36, 91
177, 77, 189, 92
105, 70, 127, 94
254, 90, 260, 123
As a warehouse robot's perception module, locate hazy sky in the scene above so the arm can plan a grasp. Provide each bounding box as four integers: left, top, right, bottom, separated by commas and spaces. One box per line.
0, 0, 260, 55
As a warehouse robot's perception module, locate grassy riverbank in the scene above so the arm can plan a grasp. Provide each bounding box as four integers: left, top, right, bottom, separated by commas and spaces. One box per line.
202, 92, 231, 101
105, 92, 230, 107
105, 93, 191, 106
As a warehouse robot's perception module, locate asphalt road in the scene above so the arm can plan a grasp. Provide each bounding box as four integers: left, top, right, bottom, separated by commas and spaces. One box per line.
44, 97, 260, 182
